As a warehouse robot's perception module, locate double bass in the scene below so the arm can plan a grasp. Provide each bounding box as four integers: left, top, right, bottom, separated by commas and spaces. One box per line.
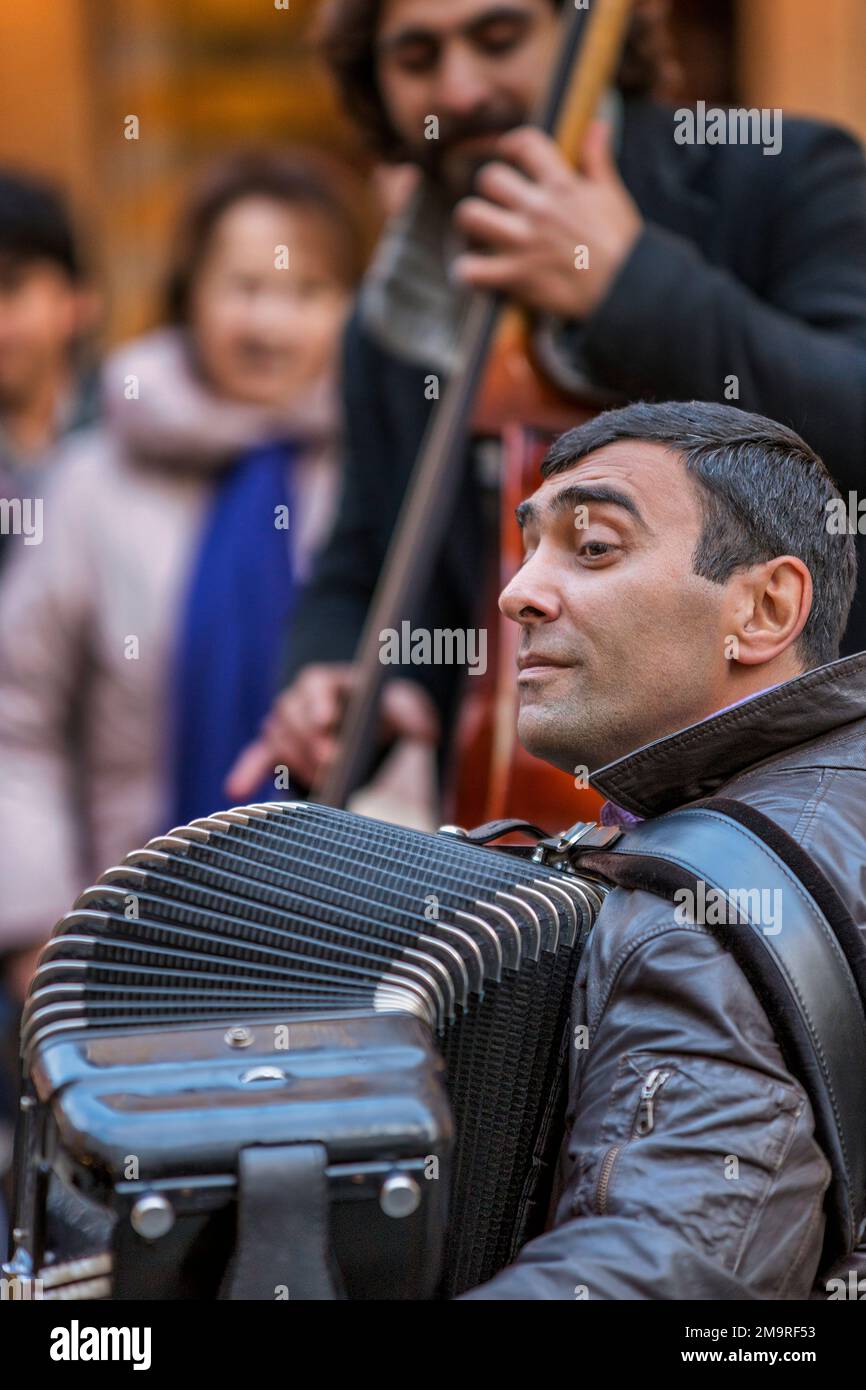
317, 0, 636, 830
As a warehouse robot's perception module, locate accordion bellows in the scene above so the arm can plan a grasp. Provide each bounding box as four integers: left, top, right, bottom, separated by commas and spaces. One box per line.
15, 802, 608, 1298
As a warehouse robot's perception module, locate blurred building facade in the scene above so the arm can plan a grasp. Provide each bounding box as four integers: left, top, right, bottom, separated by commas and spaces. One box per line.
0, 0, 863, 341
0, 0, 349, 339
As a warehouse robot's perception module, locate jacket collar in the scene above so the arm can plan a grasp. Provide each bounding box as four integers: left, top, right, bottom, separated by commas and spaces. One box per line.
589, 651, 866, 818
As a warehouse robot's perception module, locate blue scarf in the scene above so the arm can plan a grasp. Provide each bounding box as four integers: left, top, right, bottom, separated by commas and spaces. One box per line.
169, 441, 297, 826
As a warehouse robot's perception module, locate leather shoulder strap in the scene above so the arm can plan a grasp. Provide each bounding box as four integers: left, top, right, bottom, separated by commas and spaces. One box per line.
219, 1143, 339, 1300
567, 800, 866, 1266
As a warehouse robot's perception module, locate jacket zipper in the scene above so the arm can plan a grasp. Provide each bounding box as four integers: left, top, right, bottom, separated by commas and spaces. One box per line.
594, 1067, 672, 1215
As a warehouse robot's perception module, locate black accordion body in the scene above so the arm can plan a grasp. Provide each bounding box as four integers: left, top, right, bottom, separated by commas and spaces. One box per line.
6, 801, 612, 1299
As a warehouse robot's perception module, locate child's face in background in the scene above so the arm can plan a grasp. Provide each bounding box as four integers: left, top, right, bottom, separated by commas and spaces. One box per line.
188, 195, 350, 408
0, 257, 85, 409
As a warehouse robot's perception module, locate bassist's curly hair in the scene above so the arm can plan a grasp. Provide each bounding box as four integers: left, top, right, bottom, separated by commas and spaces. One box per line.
314, 0, 677, 160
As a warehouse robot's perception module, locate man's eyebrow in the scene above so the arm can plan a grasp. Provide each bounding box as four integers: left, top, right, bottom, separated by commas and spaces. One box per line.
376, 6, 531, 54
376, 26, 437, 55
515, 483, 649, 530
465, 5, 534, 38
552, 483, 648, 528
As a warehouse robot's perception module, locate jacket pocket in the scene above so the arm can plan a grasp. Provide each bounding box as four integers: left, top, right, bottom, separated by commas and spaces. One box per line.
568, 1046, 827, 1297
594, 1065, 673, 1215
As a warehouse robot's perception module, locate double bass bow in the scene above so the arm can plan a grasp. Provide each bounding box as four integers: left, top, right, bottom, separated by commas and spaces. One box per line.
316, 0, 636, 826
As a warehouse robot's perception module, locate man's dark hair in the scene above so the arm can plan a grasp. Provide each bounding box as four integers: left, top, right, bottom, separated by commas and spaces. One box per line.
540, 400, 857, 670
0, 169, 82, 281
315, 0, 675, 161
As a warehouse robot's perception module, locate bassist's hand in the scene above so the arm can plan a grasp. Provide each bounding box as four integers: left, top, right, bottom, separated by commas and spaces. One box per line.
451, 120, 642, 321
225, 664, 440, 802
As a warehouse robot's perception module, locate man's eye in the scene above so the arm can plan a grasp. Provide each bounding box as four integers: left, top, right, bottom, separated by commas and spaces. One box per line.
476, 20, 527, 55
578, 541, 615, 560
393, 42, 438, 73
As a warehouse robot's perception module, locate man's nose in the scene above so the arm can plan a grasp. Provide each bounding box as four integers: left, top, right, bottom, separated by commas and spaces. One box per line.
499, 556, 562, 627
436, 43, 492, 118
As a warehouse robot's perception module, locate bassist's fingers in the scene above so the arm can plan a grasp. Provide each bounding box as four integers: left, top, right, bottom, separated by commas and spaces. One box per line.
224, 737, 279, 802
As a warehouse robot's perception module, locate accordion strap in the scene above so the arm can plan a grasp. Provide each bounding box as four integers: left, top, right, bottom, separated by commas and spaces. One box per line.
442, 818, 552, 845
219, 1143, 338, 1301
566, 798, 866, 1267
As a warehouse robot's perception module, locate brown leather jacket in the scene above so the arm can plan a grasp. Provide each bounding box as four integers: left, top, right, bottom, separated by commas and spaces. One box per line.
465, 651, 866, 1300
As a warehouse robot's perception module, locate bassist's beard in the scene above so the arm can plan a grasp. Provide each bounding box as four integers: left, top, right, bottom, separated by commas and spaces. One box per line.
402, 103, 529, 200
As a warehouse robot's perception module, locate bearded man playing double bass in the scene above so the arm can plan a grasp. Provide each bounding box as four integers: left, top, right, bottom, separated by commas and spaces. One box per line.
229, 0, 866, 803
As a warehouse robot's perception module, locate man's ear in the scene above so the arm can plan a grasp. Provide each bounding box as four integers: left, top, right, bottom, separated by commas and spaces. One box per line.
726, 556, 812, 666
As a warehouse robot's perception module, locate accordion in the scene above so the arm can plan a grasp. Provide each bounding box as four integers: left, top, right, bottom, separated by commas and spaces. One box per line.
5, 801, 614, 1300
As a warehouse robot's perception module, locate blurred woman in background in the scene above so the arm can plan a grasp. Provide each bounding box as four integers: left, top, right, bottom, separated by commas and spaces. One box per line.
0, 149, 371, 1009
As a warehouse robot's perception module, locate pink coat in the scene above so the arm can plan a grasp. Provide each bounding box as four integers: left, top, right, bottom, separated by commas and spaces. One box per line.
0, 329, 342, 948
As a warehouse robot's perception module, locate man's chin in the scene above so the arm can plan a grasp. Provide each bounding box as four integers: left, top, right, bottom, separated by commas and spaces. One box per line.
516, 709, 576, 775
